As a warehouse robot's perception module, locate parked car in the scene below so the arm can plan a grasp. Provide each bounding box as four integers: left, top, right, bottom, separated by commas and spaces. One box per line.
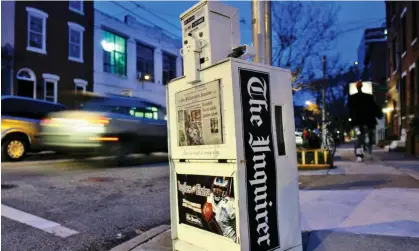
38, 95, 168, 161
1, 96, 66, 161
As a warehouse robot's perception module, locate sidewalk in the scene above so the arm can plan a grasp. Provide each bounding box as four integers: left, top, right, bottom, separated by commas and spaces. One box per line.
113, 147, 419, 251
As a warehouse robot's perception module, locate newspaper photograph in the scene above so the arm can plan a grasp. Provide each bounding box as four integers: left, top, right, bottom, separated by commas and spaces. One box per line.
175, 80, 223, 146
177, 174, 237, 242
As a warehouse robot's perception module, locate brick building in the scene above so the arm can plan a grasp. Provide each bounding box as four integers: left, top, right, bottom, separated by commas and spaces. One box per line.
358, 26, 388, 106
385, 1, 419, 155
1, 1, 94, 108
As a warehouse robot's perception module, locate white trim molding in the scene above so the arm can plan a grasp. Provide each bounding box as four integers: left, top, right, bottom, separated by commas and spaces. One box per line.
68, 22, 85, 63
69, 1, 84, 15
402, 51, 407, 58
42, 73, 60, 81
42, 73, 59, 103
402, 71, 407, 77
68, 22, 85, 32
74, 78, 87, 86
401, 7, 407, 18
412, 38, 417, 46
26, 7, 48, 55
409, 62, 416, 71
26, 7, 48, 18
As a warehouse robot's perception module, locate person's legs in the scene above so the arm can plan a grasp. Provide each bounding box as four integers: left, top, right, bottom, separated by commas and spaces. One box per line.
367, 128, 374, 154
354, 126, 365, 162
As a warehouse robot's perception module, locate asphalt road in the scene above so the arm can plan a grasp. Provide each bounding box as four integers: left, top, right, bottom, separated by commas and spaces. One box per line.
1, 155, 170, 251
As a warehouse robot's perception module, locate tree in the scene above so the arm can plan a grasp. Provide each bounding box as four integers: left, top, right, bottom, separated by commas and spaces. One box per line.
272, 1, 341, 89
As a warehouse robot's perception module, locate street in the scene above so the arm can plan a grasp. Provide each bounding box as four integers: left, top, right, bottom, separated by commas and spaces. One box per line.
1, 154, 170, 251
2, 147, 419, 251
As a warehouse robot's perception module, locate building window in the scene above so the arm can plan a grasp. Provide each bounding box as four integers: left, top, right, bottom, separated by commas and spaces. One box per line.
68, 22, 84, 63
392, 38, 398, 72
69, 1, 84, 15
26, 7, 48, 54
74, 79, 87, 95
102, 30, 127, 76
402, 14, 407, 54
413, 2, 418, 42
401, 76, 407, 116
410, 68, 416, 114
136, 43, 154, 81
42, 73, 59, 103
162, 52, 177, 85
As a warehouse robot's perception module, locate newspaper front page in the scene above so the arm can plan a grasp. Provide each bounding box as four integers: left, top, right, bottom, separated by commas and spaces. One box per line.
175, 80, 223, 146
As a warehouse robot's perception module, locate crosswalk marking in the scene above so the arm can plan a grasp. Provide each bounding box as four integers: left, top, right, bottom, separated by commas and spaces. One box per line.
1, 204, 79, 238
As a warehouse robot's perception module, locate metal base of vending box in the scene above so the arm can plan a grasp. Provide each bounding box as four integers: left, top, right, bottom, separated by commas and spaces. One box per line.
285, 245, 303, 251
173, 239, 207, 251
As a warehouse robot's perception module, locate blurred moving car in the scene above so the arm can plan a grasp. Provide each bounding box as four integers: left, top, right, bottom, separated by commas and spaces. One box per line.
1, 96, 66, 161
38, 94, 168, 160
295, 130, 303, 145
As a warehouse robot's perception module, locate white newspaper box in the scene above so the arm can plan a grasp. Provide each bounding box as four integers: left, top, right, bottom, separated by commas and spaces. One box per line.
166, 58, 302, 251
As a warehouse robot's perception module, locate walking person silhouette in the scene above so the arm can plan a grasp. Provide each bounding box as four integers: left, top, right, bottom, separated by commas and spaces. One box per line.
348, 81, 383, 162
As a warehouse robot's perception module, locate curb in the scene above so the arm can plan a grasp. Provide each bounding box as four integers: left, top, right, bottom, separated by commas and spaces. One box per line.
110, 225, 170, 251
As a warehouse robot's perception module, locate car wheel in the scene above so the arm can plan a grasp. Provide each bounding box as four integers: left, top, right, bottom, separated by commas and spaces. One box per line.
106, 141, 129, 166
2, 137, 28, 161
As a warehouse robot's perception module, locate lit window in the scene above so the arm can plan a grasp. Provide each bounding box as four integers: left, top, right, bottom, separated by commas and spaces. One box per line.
68, 22, 85, 63
69, 1, 84, 15
102, 30, 127, 76
26, 7, 48, 54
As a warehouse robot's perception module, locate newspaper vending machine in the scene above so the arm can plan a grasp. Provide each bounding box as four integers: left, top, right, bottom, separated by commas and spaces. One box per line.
166, 1, 302, 251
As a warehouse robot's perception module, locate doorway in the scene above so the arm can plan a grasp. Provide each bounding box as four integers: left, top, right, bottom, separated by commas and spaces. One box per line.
16, 68, 36, 98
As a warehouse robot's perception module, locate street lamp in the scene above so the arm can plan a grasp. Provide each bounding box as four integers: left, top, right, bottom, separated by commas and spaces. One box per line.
101, 40, 115, 52
144, 74, 150, 81
354, 61, 358, 65
305, 100, 312, 106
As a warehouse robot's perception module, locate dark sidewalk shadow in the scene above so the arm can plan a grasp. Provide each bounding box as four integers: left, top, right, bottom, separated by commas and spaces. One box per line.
302, 223, 419, 251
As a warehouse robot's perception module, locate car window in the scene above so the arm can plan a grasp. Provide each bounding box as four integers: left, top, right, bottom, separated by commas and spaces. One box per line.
2, 98, 65, 119
81, 97, 164, 120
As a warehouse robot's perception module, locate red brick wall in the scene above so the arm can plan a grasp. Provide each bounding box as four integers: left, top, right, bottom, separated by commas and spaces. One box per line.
386, 1, 419, 155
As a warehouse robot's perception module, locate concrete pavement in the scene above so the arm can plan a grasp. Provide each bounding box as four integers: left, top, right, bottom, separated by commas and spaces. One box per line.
117, 147, 419, 251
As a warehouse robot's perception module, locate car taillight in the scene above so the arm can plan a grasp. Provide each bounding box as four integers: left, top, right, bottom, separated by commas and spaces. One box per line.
88, 116, 109, 126
40, 118, 51, 125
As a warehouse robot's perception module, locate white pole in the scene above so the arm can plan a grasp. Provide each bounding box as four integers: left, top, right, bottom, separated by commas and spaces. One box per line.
264, 0, 272, 66
252, 0, 265, 64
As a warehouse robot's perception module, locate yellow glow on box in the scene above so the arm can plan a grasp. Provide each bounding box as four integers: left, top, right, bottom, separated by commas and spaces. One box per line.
349, 81, 373, 95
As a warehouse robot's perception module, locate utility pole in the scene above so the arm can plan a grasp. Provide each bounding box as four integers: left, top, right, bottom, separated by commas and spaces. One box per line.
252, 0, 271, 64
264, 0, 272, 66
322, 55, 327, 147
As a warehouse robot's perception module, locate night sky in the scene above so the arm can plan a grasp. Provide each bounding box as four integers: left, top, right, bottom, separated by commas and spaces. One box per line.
95, 0, 386, 105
